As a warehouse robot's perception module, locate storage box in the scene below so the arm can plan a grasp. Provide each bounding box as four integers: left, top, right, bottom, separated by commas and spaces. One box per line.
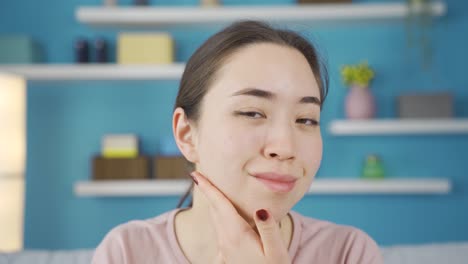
92, 156, 150, 180
297, 0, 352, 3
397, 92, 453, 119
102, 134, 138, 158
154, 156, 190, 179
117, 33, 174, 64
0, 36, 42, 63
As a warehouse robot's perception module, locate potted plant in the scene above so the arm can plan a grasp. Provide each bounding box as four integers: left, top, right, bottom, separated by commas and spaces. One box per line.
340, 61, 376, 119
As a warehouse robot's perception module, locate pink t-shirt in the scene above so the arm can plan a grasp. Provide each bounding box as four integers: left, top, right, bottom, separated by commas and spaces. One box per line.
92, 209, 383, 264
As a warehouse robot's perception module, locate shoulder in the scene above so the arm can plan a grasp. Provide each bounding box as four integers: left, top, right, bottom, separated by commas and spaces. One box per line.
103, 209, 173, 241
294, 211, 373, 243
290, 211, 383, 264
92, 209, 178, 264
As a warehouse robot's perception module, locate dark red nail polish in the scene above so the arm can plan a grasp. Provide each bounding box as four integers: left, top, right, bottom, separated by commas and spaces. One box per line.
256, 209, 268, 221
190, 173, 198, 185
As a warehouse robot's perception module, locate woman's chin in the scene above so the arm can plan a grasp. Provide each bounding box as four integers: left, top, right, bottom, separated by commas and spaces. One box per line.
237, 202, 291, 223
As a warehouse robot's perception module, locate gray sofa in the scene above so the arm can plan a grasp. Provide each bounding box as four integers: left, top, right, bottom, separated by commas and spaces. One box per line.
1, 242, 468, 264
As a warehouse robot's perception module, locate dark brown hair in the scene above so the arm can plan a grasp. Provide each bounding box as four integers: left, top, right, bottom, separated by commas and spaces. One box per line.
175, 20, 329, 208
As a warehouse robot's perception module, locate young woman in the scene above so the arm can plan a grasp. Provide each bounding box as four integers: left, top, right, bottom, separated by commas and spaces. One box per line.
92, 20, 383, 264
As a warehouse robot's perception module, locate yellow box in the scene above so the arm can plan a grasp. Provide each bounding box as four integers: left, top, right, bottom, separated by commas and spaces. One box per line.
102, 149, 138, 158
117, 33, 174, 64
102, 134, 138, 158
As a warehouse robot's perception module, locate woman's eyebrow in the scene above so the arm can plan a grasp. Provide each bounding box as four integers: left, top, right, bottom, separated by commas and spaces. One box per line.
299, 96, 321, 106
231, 87, 321, 106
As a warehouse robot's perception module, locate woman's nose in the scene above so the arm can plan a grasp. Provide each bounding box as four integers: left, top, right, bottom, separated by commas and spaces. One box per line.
263, 125, 296, 161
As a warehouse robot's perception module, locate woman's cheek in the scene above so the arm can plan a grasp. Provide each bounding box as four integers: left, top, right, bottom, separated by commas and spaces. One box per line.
198, 129, 244, 183
223, 121, 260, 152
300, 136, 322, 178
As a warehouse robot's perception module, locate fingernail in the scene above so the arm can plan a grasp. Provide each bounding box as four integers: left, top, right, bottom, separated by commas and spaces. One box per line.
190, 172, 198, 185
256, 209, 269, 221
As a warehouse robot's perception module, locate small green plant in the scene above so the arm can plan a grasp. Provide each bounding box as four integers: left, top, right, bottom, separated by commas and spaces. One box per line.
340, 61, 375, 87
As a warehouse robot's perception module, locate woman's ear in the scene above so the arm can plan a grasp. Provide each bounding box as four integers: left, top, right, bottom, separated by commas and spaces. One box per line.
172, 107, 199, 163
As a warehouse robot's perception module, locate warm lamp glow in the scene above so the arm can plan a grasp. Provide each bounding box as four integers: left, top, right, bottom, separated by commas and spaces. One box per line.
0, 73, 26, 252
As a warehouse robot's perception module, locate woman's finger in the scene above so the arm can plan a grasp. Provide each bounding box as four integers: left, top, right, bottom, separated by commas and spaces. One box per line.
254, 209, 290, 261
191, 171, 260, 248
190, 171, 239, 218
191, 171, 289, 263
213, 252, 225, 264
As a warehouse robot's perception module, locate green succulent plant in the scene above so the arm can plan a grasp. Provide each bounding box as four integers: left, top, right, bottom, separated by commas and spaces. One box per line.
340, 61, 375, 87
362, 154, 385, 179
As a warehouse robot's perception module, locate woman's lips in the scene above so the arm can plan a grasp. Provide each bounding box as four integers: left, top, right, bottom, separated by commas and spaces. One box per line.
252, 172, 298, 193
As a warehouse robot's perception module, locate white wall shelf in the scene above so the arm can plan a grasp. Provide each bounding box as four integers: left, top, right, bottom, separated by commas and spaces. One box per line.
0, 64, 185, 81
329, 119, 468, 136
76, 2, 446, 27
74, 178, 451, 197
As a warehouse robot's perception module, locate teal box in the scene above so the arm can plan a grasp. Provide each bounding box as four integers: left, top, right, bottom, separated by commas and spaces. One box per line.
0, 36, 42, 63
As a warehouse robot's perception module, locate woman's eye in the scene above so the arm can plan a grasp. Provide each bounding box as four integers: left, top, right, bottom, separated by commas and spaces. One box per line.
297, 118, 319, 126
236, 111, 264, 119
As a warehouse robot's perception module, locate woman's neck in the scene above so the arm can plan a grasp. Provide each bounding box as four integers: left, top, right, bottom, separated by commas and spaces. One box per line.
174, 187, 294, 263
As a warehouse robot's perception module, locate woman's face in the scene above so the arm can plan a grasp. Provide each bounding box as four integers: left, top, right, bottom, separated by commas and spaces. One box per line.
193, 43, 322, 221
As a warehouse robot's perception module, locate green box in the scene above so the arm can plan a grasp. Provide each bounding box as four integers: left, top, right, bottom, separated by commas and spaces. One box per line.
0, 36, 42, 63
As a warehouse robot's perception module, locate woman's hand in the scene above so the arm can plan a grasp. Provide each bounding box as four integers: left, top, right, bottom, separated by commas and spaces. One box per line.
190, 171, 291, 264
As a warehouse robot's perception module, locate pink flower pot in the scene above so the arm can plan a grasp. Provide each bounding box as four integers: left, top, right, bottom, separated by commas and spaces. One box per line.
345, 85, 376, 119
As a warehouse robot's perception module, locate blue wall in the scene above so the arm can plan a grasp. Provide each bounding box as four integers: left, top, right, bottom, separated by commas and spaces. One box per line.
1, 0, 467, 249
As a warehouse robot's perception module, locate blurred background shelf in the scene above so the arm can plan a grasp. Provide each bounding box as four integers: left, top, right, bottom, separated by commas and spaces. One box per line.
74, 178, 451, 197
76, 2, 446, 27
329, 119, 468, 135
0, 64, 185, 81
